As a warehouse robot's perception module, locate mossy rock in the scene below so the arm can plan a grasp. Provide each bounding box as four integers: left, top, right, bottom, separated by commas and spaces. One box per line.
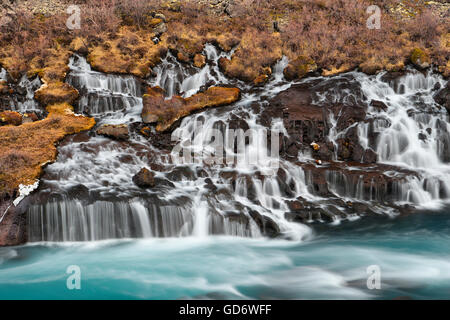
410, 48, 431, 69
283, 56, 317, 81
34, 82, 79, 106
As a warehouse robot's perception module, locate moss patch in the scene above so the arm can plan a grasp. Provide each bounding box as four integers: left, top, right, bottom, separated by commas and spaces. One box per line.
410, 48, 431, 69
0, 103, 95, 196
34, 82, 79, 106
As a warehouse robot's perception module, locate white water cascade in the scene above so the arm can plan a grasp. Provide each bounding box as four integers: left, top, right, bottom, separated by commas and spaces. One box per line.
20, 42, 449, 242
357, 70, 450, 207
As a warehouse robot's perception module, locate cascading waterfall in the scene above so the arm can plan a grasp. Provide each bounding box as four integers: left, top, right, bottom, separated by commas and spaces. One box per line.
67, 54, 143, 123
150, 43, 234, 97
0, 73, 41, 112
21, 41, 449, 242
0, 68, 6, 81
356, 70, 450, 206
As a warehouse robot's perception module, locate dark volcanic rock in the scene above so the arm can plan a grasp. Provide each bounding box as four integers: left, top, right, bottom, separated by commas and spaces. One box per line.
132, 168, 155, 188
249, 210, 280, 238
370, 100, 388, 111
96, 124, 129, 140
0, 200, 27, 247
265, 81, 367, 162
434, 82, 450, 113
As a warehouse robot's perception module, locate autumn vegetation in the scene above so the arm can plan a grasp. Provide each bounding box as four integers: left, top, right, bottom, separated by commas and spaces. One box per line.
0, 0, 448, 85
0, 103, 95, 197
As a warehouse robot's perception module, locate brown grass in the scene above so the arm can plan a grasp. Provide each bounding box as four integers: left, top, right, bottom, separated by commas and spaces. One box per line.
0, 103, 95, 196
0, 0, 447, 82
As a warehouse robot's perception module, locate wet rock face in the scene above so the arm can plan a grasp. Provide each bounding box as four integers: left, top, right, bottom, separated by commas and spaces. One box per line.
263, 80, 368, 162
434, 82, 450, 113
142, 86, 241, 131
132, 168, 155, 188
0, 201, 27, 247
249, 210, 280, 238
96, 124, 129, 140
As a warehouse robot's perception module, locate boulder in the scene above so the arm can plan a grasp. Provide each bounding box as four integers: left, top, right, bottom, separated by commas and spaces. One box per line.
132, 168, 155, 188
193, 54, 206, 68
142, 86, 241, 131
283, 56, 317, 81
370, 100, 388, 111
410, 48, 431, 70
96, 124, 129, 140
150, 19, 167, 36
34, 82, 79, 106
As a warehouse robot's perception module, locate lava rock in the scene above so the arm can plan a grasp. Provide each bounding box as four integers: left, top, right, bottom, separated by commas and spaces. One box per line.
363, 148, 378, 164
370, 100, 388, 111
96, 124, 129, 140
249, 210, 280, 238
132, 168, 155, 188
434, 82, 450, 113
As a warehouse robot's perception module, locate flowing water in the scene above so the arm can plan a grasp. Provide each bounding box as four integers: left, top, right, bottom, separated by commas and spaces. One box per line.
0, 44, 449, 299
1, 211, 450, 299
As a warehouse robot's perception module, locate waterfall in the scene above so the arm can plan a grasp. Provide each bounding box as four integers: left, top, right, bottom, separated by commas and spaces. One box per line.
149, 43, 233, 98
21, 43, 449, 243
356, 69, 450, 207
0, 68, 6, 81
66, 55, 143, 123
0, 74, 42, 112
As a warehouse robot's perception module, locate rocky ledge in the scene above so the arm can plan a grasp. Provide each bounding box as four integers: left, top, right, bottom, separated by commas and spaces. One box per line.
142, 86, 241, 131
